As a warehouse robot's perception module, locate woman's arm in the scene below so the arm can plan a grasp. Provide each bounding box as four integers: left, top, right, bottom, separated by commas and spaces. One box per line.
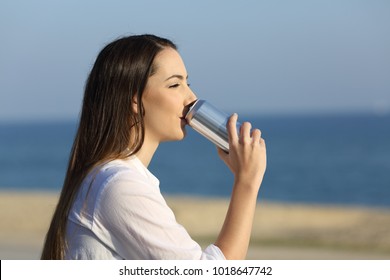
214, 113, 267, 259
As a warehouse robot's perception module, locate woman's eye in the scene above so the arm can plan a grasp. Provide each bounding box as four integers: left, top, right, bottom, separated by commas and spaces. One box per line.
168, 82, 190, 88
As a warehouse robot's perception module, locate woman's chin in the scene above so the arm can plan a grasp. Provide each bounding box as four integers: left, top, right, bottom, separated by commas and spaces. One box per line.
175, 130, 187, 141
162, 130, 187, 143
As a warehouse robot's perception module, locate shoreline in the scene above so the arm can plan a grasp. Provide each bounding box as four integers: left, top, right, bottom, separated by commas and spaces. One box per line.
1, 190, 390, 260
2, 187, 389, 211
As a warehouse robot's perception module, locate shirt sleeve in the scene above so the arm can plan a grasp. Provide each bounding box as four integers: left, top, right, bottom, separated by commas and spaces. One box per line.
91, 172, 225, 260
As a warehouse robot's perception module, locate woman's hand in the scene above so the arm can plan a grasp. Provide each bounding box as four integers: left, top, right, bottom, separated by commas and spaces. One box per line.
214, 114, 267, 259
217, 113, 267, 192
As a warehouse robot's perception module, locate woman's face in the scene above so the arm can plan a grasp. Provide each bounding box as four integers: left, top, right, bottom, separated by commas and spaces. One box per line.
141, 48, 197, 143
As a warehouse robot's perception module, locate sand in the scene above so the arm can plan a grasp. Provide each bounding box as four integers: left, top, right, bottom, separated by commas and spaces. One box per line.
1, 190, 390, 260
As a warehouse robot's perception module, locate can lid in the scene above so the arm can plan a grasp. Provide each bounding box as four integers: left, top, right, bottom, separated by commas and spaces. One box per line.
185, 99, 205, 121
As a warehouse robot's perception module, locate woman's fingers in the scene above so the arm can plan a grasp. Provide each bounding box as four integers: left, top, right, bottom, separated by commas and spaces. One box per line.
251, 128, 261, 144
221, 114, 267, 187
239, 122, 252, 145
227, 113, 239, 145
228, 114, 264, 148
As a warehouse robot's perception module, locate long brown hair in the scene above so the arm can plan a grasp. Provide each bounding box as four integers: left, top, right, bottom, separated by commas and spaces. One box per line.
41, 34, 177, 259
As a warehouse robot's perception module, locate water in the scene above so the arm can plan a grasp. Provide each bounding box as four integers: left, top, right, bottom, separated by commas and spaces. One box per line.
1, 113, 389, 208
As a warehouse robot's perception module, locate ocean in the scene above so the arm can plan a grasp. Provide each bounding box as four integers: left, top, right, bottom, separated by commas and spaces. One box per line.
1, 113, 389, 208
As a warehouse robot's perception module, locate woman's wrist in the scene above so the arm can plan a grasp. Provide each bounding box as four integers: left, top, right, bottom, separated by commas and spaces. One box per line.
232, 176, 261, 196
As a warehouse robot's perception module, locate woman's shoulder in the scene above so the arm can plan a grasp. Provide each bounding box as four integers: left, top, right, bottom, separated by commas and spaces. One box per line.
88, 157, 159, 197
96, 157, 157, 183
91, 158, 163, 214
70, 157, 159, 225
94, 158, 137, 183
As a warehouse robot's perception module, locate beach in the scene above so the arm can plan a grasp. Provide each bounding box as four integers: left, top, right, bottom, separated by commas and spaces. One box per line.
1, 190, 390, 260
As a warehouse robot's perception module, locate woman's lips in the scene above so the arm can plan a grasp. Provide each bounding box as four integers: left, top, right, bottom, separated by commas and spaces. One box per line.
182, 100, 197, 122
180, 116, 188, 125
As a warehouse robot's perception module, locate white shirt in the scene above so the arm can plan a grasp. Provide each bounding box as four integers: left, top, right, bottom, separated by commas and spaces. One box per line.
65, 156, 225, 260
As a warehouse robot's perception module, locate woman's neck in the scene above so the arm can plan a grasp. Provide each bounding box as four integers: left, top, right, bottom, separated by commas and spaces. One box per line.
135, 138, 159, 168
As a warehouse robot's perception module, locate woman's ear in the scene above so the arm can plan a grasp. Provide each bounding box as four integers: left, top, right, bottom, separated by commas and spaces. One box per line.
131, 95, 139, 114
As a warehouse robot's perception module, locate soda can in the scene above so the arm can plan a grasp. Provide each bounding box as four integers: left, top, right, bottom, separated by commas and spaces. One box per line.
185, 99, 241, 152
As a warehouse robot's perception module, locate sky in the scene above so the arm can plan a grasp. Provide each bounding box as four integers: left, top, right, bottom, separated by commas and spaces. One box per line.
0, 0, 389, 121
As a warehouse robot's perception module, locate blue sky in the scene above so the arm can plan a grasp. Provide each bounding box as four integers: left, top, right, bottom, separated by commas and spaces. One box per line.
1, 0, 389, 121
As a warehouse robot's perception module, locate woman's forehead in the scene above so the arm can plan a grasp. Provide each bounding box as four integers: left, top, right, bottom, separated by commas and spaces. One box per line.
153, 48, 187, 79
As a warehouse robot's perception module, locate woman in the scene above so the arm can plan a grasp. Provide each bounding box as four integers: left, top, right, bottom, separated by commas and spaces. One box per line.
41, 34, 267, 260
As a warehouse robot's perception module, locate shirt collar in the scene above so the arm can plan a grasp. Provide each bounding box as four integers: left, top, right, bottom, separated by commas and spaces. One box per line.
124, 155, 160, 187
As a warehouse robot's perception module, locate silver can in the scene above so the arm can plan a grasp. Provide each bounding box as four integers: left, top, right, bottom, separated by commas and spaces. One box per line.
185, 99, 241, 152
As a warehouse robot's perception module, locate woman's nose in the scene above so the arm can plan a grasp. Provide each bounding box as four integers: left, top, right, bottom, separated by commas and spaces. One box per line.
186, 88, 197, 105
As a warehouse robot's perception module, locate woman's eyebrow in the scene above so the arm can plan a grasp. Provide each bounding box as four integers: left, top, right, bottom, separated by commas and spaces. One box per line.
165, 74, 189, 81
